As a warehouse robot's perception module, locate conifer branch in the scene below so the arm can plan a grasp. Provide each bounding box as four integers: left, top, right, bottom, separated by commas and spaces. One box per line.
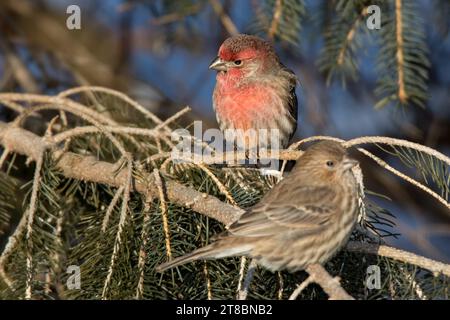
346, 241, 450, 277
101, 186, 124, 233
0, 86, 449, 299
268, 0, 283, 40
102, 157, 132, 299
209, 0, 239, 36
237, 259, 258, 300
1, 120, 449, 299
25, 151, 44, 299
0, 148, 10, 169
153, 169, 172, 262
203, 261, 213, 300
305, 264, 354, 300
0, 210, 27, 290
288, 275, 313, 300
395, 0, 407, 103
135, 196, 152, 299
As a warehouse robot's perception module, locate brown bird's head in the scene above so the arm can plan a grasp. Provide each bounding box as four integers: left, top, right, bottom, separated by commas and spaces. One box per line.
295, 141, 358, 182
209, 34, 279, 80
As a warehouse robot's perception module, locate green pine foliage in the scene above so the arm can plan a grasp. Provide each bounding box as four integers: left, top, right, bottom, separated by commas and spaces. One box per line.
0, 1, 448, 300
375, 0, 430, 109
316, 0, 429, 108
0, 172, 20, 237
376, 144, 450, 201
317, 0, 379, 86
0, 91, 448, 299
252, 0, 305, 45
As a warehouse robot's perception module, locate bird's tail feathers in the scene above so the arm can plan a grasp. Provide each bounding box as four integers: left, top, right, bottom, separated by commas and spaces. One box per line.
155, 242, 252, 272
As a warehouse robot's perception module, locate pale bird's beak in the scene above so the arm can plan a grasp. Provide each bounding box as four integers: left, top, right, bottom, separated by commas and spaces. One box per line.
209, 56, 227, 71
342, 157, 358, 171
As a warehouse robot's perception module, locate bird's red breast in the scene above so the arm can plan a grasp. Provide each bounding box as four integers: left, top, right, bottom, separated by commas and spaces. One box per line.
213, 80, 284, 131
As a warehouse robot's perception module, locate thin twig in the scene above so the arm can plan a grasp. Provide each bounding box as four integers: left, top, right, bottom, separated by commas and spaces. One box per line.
25, 151, 44, 299
203, 261, 213, 300
101, 186, 125, 233
345, 136, 450, 166
145, 152, 171, 164
400, 265, 427, 300
102, 157, 132, 299
209, 0, 239, 36
0, 148, 10, 169
153, 106, 191, 132
51, 125, 171, 144
1, 94, 114, 127
151, 3, 203, 25
237, 259, 257, 300
0, 210, 29, 290
135, 196, 152, 299
358, 148, 450, 210
0, 40, 39, 93
289, 276, 313, 300
305, 264, 354, 300
236, 256, 247, 298
277, 271, 284, 299
58, 86, 164, 126
195, 162, 238, 206
1, 97, 128, 156
51, 210, 65, 296
337, 7, 368, 66
268, 0, 283, 40
395, 0, 407, 103
346, 241, 450, 277
58, 86, 174, 146
154, 169, 172, 261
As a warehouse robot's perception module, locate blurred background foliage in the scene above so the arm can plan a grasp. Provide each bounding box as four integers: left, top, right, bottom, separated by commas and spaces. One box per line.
0, 0, 449, 299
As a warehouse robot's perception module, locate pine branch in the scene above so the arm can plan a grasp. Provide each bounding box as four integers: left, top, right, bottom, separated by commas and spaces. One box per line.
0, 121, 244, 226
0, 171, 19, 237
2, 120, 449, 299
209, 0, 239, 36
253, 0, 305, 44
346, 242, 450, 277
0, 121, 354, 299
317, 0, 370, 85
1, 88, 448, 299
101, 156, 132, 299
305, 264, 354, 300
25, 151, 44, 299
268, 0, 283, 40
153, 169, 173, 261
375, 0, 430, 109
395, 0, 407, 104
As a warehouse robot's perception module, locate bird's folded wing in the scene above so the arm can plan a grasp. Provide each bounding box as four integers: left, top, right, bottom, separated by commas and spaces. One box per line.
228, 185, 336, 237
280, 65, 298, 125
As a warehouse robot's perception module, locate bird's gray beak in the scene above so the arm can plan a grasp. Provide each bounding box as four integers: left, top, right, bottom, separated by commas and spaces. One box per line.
343, 157, 358, 171
209, 56, 227, 71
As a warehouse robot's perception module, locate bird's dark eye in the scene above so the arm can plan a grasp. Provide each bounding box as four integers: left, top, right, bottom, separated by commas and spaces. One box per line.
234, 60, 242, 66
326, 160, 335, 168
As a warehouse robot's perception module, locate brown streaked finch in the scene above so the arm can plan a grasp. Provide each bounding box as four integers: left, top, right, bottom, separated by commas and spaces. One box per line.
156, 141, 360, 273
209, 34, 298, 151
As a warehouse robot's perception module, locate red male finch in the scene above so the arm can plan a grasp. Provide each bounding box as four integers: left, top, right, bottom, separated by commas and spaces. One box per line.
156, 141, 360, 273
209, 34, 298, 153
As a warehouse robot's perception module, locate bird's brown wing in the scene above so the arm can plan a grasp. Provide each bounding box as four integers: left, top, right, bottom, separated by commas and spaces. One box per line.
287, 69, 298, 128
228, 185, 336, 238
